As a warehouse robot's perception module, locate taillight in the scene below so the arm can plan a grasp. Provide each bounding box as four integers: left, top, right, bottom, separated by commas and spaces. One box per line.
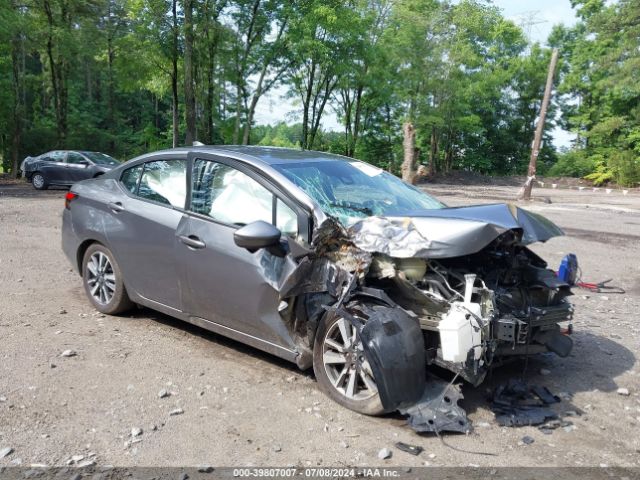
65, 191, 78, 209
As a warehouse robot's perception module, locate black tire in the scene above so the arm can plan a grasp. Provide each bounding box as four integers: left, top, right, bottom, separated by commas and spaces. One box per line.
82, 243, 133, 315
31, 172, 48, 190
313, 309, 386, 416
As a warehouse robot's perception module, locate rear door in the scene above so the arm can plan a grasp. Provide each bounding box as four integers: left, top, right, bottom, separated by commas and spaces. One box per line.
176, 153, 304, 348
105, 157, 187, 311
40, 151, 67, 183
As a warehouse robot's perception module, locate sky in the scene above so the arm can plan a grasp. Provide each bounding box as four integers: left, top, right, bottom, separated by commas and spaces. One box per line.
253, 0, 580, 148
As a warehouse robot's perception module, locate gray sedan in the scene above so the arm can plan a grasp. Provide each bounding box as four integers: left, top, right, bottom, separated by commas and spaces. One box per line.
21, 150, 120, 190
61, 146, 574, 432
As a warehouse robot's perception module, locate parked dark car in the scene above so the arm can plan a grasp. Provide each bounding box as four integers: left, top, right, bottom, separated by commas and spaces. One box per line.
21, 150, 120, 190
61, 146, 574, 433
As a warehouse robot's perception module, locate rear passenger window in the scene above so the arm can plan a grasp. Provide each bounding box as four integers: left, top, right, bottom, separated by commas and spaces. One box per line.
47, 151, 66, 163
137, 160, 186, 208
120, 164, 143, 194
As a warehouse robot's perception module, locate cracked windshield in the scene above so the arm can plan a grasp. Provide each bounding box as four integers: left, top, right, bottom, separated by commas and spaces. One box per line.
274, 160, 444, 226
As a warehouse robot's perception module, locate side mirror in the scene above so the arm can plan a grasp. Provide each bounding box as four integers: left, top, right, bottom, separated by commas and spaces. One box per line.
233, 220, 282, 253
78, 160, 90, 166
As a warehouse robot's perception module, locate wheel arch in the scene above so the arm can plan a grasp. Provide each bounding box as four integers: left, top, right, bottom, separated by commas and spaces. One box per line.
76, 239, 103, 274
295, 287, 396, 370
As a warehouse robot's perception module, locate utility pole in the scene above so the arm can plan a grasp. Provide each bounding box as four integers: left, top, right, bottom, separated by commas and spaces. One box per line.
516, 10, 547, 54
522, 48, 559, 201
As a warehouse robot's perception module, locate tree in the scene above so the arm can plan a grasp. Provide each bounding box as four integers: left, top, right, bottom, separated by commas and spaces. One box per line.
4, 1, 26, 177
285, 0, 356, 150
332, 0, 391, 157
3, 0, 632, 185
551, 0, 640, 186
241, 2, 291, 145
183, 0, 195, 145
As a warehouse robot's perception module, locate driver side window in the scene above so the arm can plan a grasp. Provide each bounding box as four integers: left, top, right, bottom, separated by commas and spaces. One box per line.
191, 159, 298, 236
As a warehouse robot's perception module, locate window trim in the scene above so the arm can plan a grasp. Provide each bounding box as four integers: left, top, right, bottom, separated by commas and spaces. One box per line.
185, 152, 310, 241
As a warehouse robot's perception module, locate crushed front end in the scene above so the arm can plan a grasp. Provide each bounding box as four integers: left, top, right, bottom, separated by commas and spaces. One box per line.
365, 229, 574, 387
273, 203, 574, 434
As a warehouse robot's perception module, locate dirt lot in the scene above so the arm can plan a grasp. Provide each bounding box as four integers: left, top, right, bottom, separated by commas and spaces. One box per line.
0, 180, 639, 469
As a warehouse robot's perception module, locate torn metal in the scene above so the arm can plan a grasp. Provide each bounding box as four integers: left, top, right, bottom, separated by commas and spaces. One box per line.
256, 202, 574, 435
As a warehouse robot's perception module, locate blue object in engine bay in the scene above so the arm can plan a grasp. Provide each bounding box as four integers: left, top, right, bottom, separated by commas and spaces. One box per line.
557, 253, 578, 285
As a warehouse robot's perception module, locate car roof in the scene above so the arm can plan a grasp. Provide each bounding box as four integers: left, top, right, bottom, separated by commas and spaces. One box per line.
130, 145, 354, 167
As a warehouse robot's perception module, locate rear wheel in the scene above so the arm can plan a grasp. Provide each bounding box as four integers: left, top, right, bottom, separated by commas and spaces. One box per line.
82, 243, 133, 315
32, 172, 48, 190
313, 310, 385, 416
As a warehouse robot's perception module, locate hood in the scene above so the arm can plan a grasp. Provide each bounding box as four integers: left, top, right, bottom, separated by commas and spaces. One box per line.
347, 203, 564, 259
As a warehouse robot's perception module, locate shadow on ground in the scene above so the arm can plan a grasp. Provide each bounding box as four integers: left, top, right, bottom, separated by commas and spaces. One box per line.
116, 300, 635, 434
0, 181, 68, 197
125, 306, 310, 378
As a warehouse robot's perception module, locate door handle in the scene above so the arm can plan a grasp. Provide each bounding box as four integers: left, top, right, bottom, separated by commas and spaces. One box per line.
179, 235, 206, 249
108, 201, 124, 213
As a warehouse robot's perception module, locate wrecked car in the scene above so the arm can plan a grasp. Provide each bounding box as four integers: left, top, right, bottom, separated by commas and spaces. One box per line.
61, 146, 573, 433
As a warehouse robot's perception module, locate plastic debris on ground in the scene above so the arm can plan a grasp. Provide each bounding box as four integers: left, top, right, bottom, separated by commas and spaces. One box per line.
490, 379, 561, 427
394, 442, 424, 456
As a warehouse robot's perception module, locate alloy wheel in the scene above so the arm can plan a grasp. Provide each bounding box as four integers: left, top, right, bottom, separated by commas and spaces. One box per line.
32, 174, 44, 189
86, 251, 116, 305
322, 317, 378, 401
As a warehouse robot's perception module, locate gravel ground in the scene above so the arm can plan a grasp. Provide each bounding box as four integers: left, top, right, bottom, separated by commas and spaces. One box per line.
0, 180, 639, 468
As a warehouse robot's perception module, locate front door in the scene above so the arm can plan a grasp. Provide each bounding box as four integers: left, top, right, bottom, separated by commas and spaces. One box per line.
177, 154, 302, 349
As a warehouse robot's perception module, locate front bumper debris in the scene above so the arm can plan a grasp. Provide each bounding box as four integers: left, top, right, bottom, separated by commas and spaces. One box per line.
337, 304, 471, 434
399, 374, 471, 434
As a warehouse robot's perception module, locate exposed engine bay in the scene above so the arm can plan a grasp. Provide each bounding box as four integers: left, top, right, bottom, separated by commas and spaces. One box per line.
268, 203, 574, 434
367, 229, 574, 387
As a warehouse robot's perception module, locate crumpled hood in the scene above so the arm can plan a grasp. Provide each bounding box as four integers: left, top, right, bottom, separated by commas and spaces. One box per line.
347, 203, 564, 259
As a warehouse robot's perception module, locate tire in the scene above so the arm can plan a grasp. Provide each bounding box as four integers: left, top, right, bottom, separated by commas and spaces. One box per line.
32, 172, 48, 190
82, 243, 133, 315
313, 309, 386, 416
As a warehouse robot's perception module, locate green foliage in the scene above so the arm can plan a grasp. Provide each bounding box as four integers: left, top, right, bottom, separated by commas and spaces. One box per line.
584, 158, 614, 186
256, 123, 300, 148
551, 0, 640, 186
548, 150, 598, 177
608, 150, 640, 187
1, 0, 636, 185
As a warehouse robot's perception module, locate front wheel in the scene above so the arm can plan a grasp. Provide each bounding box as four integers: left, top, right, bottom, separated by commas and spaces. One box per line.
31, 172, 48, 190
82, 243, 133, 315
313, 311, 386, 416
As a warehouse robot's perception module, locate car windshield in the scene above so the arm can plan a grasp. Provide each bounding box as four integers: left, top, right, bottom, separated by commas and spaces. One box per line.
81, 151, 120, 166
273, 160, 444, 226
